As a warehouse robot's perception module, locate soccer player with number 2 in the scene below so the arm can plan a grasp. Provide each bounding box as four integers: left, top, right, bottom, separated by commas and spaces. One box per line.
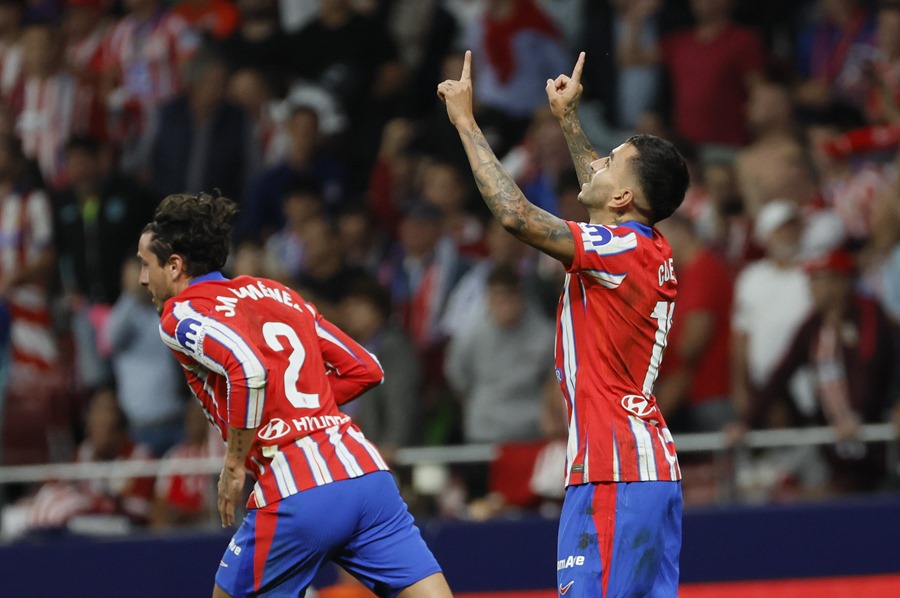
137, 193, 453, 598
439, 51, 690, 596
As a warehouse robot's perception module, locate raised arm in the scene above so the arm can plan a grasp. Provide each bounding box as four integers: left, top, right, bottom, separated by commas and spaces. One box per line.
439, 51, 575, 266
546, 52, 600, 187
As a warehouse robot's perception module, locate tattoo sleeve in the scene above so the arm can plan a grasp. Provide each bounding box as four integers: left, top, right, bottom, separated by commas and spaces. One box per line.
560, 108, 600, 187
458, 126, 574, 264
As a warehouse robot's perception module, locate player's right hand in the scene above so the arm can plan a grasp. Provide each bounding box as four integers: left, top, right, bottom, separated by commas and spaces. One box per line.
218, 465, 245, 528
546, 51, 585, 120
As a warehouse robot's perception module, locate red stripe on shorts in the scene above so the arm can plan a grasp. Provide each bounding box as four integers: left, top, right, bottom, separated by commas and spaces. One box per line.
253, 504, 278, 592
592, 483, 618, 597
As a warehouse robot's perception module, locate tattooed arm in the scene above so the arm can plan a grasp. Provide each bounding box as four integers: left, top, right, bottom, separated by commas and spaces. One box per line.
439, 51, 575, 266
219, 426, 254, 527
546, 52, 600, 186
457, 124, 575, 265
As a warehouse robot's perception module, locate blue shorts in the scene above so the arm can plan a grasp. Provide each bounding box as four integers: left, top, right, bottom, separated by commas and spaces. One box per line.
216, 471, 442, 597
557, 481, 682, 598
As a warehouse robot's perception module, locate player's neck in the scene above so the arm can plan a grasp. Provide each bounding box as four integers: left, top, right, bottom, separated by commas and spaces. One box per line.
590, 210, 649, 228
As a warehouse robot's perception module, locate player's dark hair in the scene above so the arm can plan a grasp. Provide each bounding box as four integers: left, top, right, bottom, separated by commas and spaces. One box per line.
625, 134, 690, 224
143, 191, 238, 277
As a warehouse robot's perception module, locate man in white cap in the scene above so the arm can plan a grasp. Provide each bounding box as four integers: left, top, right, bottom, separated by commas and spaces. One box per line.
731, 199, 813, 421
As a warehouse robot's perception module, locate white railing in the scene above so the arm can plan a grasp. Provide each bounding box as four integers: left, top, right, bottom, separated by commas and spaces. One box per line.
0, 424, 895, 486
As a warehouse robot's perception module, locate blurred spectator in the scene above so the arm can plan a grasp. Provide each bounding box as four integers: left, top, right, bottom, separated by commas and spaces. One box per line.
795, 0, 877, 110
62, 0, 111, 87
732, 200, 813, 421
24, 388, 155, 531
171, 0, 241, 40
0, 0, 23, 98
440, 217, 536, 339
659, 0, 765, 147
419, 157, 486, 258
261, 176, 326, 283
378, 201, 470, 353
336, 202, 389, 276
107, 258, 186, 457
148, 45, 257, 202
367, 116, 418, 237
684, 158, 757, 267
226, 67, 283, 167
378, 201, 469, 444
736, 80, 818, 217
219, 0, 290, 84
806, 104, 893, 241
236, 103, 349, 242
862, 1, 900, 124
339, 278, 423, 461
607, 0, 664, 130
291, 217, 367, 320
289, 0, 406, 170
750, 248, 894, 493
151, 402, 221, 528
655, 214, 734, 432
502, 106, 574, 216
53, 135, 155, 390
53, 136, 155, 306
388, 0, 460, 118
0, 134, 58, 392
10, 23, 100, 188
444, 265, 554, 444
100, 0, 200, 169
463, 0, 569, 154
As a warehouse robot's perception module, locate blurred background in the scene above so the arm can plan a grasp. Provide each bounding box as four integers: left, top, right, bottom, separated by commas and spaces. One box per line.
0, 0, 899, 596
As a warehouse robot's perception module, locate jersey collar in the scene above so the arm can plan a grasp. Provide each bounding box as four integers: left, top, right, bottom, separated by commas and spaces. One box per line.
619, 220, 653, 238
188, 271, 229, 286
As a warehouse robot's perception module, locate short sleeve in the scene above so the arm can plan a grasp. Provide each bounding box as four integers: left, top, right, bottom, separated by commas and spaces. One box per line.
566, 220, 639, 289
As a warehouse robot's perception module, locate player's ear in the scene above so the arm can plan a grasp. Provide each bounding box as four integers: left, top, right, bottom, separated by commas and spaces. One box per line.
168, 253, 186, 279
610, 188, 634, 210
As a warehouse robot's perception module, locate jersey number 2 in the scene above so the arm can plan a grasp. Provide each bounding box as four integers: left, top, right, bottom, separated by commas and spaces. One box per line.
262, 322, 321, 409
642, 300, 674, 396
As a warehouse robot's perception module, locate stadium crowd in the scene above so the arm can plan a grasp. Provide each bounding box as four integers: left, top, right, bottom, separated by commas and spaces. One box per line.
0, 0, 899, 532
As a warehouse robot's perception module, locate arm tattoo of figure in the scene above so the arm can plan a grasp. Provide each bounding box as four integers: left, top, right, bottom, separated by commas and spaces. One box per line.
461, 126, 572, 249
561, 109, 600, 187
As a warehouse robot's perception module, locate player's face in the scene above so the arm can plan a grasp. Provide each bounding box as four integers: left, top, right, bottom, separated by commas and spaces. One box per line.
579, 143, 638, 211
137, 231, 174, 314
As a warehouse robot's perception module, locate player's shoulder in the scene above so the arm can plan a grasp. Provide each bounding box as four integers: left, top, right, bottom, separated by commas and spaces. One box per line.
574, 221, 641, 256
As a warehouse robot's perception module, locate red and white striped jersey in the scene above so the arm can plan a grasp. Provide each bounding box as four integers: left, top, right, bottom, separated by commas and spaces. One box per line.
0, 189, 58, 373
100, 9, 199, 109
159, 274, 389, 509
11, 74, 98, 186
556, 220, 681, 486
66, 23, 110, 83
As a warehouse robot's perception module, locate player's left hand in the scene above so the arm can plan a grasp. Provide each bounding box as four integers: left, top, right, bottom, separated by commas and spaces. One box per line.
437, 50, 475, 130
218, 465, 246, 527
546, 52, 585, 120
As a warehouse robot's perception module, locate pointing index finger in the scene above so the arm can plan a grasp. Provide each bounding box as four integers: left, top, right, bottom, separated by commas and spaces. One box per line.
571, 51, 585, 83
461, 50, 472, 82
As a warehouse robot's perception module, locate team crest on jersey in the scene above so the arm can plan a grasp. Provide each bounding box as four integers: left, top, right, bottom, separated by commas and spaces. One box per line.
175, 316, 204, 352
579, 223, 638, 256
621, 394, 655, 417
258, 418, 291, 440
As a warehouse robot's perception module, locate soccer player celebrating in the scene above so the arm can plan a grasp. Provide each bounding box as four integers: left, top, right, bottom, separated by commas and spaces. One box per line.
439, 52, 689, 596
137, 193, 453, 598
